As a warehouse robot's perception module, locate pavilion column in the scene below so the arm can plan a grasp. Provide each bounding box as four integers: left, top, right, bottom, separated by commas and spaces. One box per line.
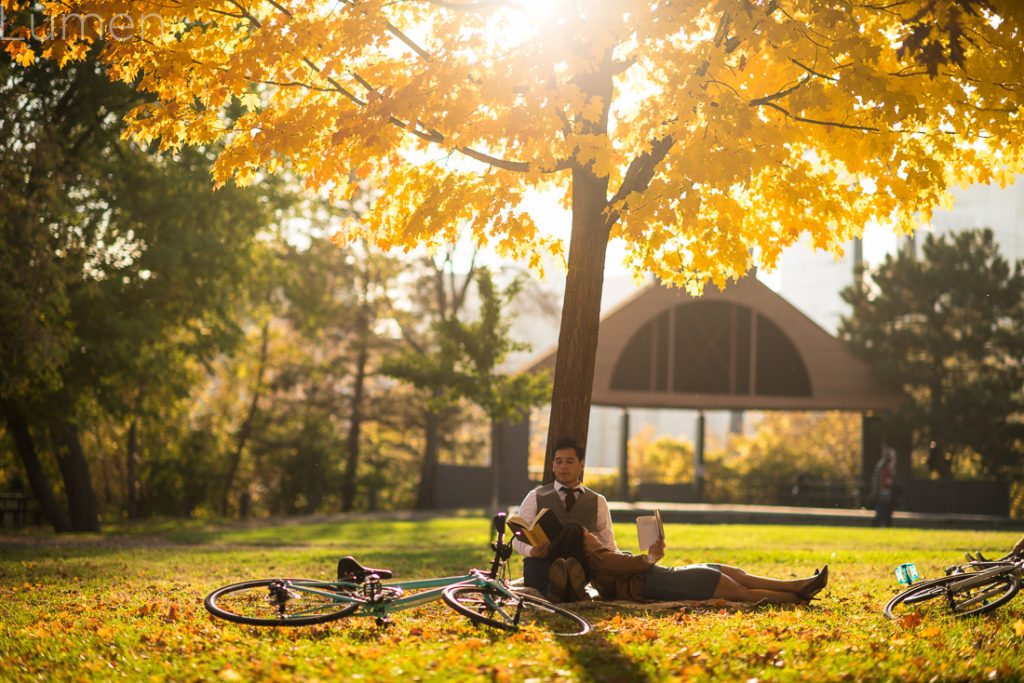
861, 413, 883, 506
694, 410, 706, 502
618, 408, 630, 501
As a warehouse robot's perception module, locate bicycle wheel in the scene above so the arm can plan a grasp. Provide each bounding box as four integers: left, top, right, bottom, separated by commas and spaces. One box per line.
442, 584, 591, 636
205, 578, 361, 626
946, 572, 1020, 616
885, 572, 1020, 619
885, 576, 958, 620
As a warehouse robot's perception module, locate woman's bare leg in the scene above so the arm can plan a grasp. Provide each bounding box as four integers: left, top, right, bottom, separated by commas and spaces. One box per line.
711, 574, 804, 604
719, 565, 820, 593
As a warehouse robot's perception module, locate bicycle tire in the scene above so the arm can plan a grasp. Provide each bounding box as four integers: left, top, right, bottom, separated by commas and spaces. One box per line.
885, 576, 958, 619
884, 571, 1020, 619
205, 578, 361, 626
442, 584, 591, 636
946, 572, 1020, 617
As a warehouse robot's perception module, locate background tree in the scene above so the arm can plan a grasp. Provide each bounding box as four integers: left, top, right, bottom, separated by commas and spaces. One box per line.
628, 426, 696, 485
0, 46, 287, 529
386, 247, 480, 510
384, 265, 552, 509
237, 237, 402, 514
12, 0, 1024, 481
839, 229, 1024, 479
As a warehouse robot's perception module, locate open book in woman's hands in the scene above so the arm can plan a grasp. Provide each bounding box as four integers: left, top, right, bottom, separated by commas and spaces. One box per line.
636, 509, 664, 550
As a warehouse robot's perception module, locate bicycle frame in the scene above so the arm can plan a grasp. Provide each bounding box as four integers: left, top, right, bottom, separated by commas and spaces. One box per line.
204, 512, 592, 634
268, 513, 522, 625
282, 569, 521, 624
940, 561, 1023, 612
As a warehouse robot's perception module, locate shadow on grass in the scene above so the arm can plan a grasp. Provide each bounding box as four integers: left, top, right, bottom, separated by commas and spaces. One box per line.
562, 628, 653, 683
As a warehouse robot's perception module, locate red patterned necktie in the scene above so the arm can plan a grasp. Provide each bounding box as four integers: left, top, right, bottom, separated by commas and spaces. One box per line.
564, 488, 579, 512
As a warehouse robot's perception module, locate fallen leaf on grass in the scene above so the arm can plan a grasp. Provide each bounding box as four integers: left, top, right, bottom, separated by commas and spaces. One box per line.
1013, 620, 1024, 637
899, 613, 922, 629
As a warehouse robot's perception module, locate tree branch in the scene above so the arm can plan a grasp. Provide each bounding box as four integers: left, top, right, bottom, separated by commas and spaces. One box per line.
227, 0, 562, 174
604, 135, 675, 231
750, 100, 881, 132
419, 0, 515, 9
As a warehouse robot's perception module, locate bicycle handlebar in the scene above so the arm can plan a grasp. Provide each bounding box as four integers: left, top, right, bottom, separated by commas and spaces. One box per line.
492, 512, 507, 542
487, 512, 513, 578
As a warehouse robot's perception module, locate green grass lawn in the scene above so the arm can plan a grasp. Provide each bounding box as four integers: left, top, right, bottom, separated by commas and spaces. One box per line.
2, 516, 1023, 682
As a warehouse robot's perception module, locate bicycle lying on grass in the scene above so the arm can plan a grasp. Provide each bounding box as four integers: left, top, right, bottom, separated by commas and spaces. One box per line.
204, 512, 591, 636
884, 552, 1024, 620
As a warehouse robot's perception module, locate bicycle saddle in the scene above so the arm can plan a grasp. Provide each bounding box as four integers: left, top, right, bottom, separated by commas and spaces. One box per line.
337, 556, 393, 582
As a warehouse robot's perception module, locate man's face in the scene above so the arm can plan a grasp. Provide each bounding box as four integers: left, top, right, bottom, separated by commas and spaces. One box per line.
552, 447, 584, 488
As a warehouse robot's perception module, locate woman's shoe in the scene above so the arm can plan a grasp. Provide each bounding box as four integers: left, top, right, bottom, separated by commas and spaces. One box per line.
797, 565, 829, 602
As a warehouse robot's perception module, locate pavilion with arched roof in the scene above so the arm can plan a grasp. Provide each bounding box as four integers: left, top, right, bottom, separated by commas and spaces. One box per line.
526, 275, 904, 412
433, 275, 909, 510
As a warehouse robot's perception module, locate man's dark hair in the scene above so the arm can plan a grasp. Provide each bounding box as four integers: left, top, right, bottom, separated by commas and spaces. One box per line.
552, 437, 585, 461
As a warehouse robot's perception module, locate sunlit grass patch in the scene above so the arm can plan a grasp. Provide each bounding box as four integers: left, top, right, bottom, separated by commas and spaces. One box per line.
1, 518, 1022, 681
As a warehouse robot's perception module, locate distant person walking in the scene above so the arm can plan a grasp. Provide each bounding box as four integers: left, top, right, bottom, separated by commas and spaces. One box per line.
870, 448, 898, 527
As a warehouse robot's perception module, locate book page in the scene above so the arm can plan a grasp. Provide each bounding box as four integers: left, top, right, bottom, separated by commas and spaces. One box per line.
637, 512, 663, 550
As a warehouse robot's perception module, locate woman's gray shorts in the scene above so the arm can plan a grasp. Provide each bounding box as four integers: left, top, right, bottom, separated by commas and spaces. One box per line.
639, 563, 722, 601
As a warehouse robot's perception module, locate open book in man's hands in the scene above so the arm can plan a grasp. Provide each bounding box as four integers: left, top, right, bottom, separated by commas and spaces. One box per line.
636, 509, 664, 550
507, 508, 563, 547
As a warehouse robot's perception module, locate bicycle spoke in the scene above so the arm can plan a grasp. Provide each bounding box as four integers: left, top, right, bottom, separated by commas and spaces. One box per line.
442, 585, 590, 636
205, 579, 361, 627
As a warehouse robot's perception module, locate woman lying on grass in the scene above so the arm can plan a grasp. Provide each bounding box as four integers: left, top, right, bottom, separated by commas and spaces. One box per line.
547, 523, 828, 605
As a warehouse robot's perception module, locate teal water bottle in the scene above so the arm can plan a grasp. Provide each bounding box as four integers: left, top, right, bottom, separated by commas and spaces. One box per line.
895, 562, 918, 585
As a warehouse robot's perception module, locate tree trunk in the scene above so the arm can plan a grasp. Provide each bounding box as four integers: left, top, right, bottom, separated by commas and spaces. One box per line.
416, 407, 442, 509
490, 420, 502, 515
543, 165, 612, 481
341, 339, 368, 512
125, 420, 139, 519
927, 380, 953, 478
49, 419, 101, 532
928, 439, 953, 479
542, 57, 614, 482
1, 400, 72, 532
220, 320, 270, 516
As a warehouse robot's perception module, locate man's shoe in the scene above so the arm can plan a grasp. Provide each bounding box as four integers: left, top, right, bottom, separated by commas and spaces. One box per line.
547, 558, 568, 603
566, 558, 587, 602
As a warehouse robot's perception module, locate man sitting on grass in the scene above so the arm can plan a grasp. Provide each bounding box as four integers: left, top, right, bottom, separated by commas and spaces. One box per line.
511, 437, 617, 602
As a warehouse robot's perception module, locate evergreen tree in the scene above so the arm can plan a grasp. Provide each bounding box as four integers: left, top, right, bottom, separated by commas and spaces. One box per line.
840, 229, 1024, 478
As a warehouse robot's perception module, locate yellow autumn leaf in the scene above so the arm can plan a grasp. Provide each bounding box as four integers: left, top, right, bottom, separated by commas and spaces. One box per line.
11, 0, 1024, 452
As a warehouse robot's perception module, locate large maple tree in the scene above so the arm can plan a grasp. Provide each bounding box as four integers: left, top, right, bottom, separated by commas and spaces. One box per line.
7, 0, 1024, 474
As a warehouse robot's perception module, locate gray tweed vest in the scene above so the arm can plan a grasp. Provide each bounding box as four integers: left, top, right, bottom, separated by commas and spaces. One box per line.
534, 483, 599, 532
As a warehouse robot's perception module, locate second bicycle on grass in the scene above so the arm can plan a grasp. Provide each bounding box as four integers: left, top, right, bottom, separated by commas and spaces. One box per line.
203, 512, 591, 636
884, 551, 1024, 620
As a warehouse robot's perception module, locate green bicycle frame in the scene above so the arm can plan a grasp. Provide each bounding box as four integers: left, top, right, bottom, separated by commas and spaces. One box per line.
279, 570, 517, 622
